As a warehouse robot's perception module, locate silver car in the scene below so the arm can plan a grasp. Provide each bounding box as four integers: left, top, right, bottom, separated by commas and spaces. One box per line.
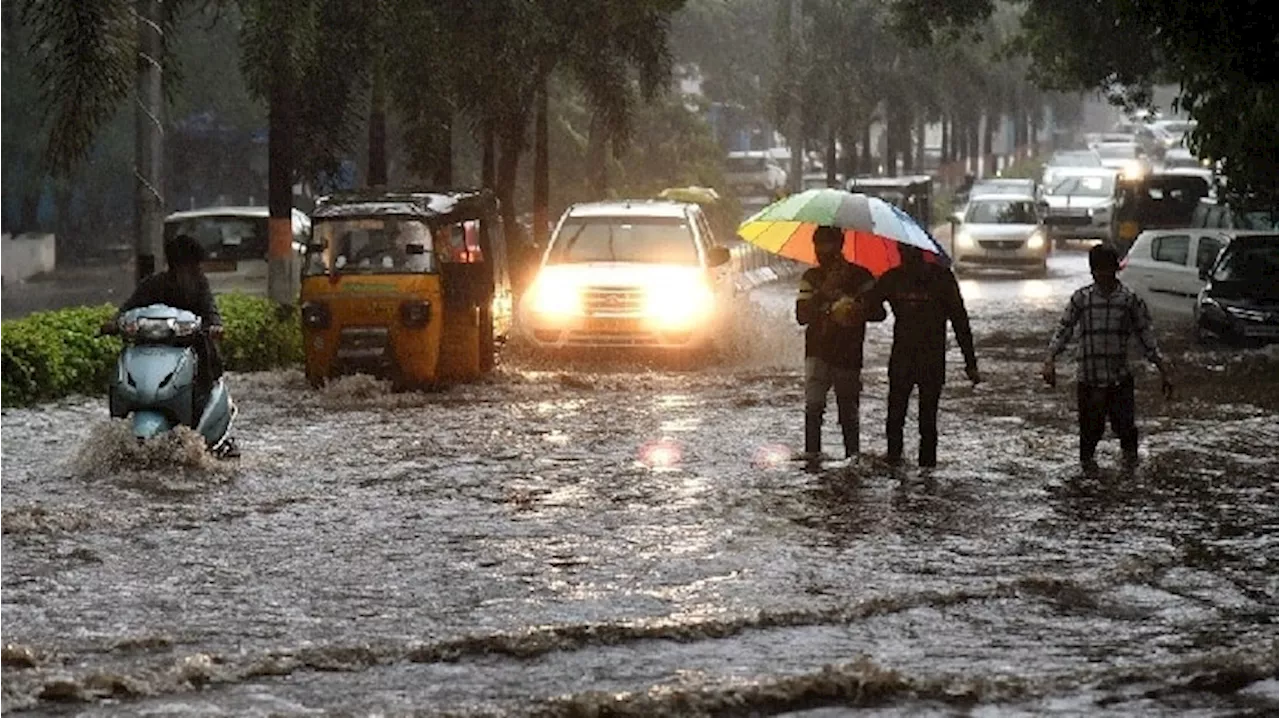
1041, 168, 1120, 244
951, 194, 1049, 275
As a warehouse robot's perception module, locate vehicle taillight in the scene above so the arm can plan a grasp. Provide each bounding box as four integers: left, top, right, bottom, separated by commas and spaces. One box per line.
399, 300, 431, 328
301, 301, 330, 329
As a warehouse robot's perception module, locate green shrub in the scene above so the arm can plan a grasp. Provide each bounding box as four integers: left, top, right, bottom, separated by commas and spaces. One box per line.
0, 295, 302, 408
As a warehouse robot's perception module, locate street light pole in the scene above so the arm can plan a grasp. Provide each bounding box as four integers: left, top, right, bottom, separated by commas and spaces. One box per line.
134, 0, 164, 284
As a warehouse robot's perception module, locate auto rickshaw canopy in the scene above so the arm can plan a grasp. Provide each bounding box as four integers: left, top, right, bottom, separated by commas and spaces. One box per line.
312, 188, 497, 223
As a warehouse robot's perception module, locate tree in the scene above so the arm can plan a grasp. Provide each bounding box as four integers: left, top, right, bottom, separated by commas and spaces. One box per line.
890, 0, 1278, 207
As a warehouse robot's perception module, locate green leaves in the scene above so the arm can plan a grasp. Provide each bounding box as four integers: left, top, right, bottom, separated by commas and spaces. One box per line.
0, 295, 302, 408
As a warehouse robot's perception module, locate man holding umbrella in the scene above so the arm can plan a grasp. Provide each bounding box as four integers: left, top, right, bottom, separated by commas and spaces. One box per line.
796, 225, 886, 461
857, 245, 981, 469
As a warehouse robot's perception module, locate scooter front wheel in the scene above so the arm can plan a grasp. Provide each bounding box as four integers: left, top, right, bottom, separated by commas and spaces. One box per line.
131, 410, 173, 440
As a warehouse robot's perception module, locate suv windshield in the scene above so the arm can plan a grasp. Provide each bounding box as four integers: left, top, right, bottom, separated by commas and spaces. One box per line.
966, 200, 1037, 225
548, 216, 699, 266
1047, 175, 1115, 197
1050, 152, 1101, 167
1096, 144, 1139, 159
1213, 238, 1278, 283
307, 218, 436, 275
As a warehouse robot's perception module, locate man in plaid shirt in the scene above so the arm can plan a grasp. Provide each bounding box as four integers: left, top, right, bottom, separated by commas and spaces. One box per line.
1043, 245, 1174, 471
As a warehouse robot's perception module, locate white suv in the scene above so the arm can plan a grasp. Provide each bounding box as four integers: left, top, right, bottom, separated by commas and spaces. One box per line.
518, 200, 732, 352
724, 151, 787, 199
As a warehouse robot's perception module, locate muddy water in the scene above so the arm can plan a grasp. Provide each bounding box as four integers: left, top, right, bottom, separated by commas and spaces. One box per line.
3, 252, 1276, 716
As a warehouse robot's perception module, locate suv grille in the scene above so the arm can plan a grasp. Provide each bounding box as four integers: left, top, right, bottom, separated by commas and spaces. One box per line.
583, 286, 644, 315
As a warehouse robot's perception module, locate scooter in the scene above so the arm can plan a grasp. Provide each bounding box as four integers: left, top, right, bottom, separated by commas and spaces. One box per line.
106, 304, 237, 455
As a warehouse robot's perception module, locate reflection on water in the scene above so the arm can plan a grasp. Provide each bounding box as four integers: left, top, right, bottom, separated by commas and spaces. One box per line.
1, 252, 1276, 716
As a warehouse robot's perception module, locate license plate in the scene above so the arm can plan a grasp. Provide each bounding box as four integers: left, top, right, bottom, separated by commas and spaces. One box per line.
586, 317, 639, 332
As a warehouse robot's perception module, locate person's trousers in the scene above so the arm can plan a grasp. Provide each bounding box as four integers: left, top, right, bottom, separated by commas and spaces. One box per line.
886, 370, 944, 467
804, 357, 862, 457
1076, 378, 1138, 463
192, 335, 224, 422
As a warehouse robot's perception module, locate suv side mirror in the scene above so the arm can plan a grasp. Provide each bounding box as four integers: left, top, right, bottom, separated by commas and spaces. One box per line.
949, 210, 963, 225
707, 246, 731, 268
1198, 265, 1211, 281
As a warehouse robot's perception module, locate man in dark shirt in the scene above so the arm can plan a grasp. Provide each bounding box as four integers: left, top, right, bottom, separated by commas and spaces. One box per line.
858, 245, 980, 468
111, 235, 230, 448
795, 225, 886, 460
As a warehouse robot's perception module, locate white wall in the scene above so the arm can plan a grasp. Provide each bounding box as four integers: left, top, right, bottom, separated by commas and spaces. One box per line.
1, 233, 57, 285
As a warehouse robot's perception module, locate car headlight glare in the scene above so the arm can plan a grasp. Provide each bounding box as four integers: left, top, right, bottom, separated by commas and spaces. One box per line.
646, 280, 713, 329
1027, 231, 1045, 250
955, 230, 973, 248
531, 277, 582, 317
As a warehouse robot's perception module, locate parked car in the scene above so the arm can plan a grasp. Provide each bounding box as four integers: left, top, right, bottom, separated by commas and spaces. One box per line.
802, 172, 845, 190
1041, 168, 1120, 245
1149, 118, 1196, 149
724, 151, 787, 199
1195, 233, 1279, 344
950, 193, 1049, 275
971, 177, 1038, 200
163, 206, 309, 298
518, 200, 733, 354
1119, 229, 1229, 319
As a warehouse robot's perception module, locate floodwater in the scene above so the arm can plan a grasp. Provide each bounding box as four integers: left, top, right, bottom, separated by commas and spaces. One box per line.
2, 251, 1276, 716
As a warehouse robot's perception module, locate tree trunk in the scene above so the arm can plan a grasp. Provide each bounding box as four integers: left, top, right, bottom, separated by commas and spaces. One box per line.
884, 107, 897, 177
431, 112, 453, 186
532, 74, 550, 250
266, 10, 295, 305
481, 120, 495, 190
940, 116, 950, 165
914, 114, 926, 172
367, 64, 388, 187
134, 0, 164, 284
967, 121, 979, 175
860, 123, 871, 175
839, 126, 857, 180
586, 111, 608, 199
825, 126, 837, 187
496, 128, 528, 294
981, 112, 994, 177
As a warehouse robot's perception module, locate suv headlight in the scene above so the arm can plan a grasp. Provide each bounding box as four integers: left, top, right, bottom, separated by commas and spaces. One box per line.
1026, 230, 1046, 250
645, 279, 713, 329
955, 230, 974, 248
530, 276, 582, 317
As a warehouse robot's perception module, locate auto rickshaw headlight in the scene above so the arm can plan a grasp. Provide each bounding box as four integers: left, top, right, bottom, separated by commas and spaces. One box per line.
301, 301, 331, 329
399, 299, 431, 328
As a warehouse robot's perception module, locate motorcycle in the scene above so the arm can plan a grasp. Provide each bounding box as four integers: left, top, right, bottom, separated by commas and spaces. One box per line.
105, 304, 237, 455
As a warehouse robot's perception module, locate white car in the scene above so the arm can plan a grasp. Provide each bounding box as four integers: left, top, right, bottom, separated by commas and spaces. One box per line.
1119, 229, 1229, 320
724, 151, 787, 198
518, 200, 733, 353
1093, 142, 1150, 179
163, 206, 309, 298
1041, 168, 1120, 243
951, 193, 1050, 275
1041, 149, 1102, 188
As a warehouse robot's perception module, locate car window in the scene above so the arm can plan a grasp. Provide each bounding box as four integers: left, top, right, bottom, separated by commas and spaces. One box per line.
1212, 207, 1230, 228
966, 200, 1037, 224
547, 217, 699, 266
1046, 175, 1114, 197
1195, 236, 1223, 270
1212, 240, 1279, 282
1152, 235, 1190, 265
166, 216, 269, 262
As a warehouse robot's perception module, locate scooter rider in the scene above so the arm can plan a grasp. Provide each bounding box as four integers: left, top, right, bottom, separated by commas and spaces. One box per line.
105, 234, 237, 456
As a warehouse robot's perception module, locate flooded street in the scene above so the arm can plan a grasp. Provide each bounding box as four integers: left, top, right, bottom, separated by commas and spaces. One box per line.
2, 250, 1276, 716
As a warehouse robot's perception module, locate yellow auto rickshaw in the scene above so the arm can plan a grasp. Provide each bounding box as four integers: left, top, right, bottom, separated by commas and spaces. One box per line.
300, 189, 512, 387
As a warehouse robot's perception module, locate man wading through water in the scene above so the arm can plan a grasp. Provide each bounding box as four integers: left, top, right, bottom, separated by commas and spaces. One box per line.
1043, 244, 1173, 473
795, 225, 885, 462
857, 244, 980, 469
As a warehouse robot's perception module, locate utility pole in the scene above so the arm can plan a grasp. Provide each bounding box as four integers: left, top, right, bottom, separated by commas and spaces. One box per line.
786, 0, 804, 194
134, 0, 164, 284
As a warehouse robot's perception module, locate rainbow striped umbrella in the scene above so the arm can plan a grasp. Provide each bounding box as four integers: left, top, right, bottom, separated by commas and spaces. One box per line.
737, 188, 950, 276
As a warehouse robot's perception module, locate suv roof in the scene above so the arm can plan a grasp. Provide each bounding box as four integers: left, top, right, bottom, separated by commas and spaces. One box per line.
565, 200, 693, 219
968, 192, 1038, 203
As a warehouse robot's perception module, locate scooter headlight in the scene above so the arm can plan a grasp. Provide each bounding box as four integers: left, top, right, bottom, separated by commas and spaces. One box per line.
136, 317, 175, 341
173, 318, 201, 337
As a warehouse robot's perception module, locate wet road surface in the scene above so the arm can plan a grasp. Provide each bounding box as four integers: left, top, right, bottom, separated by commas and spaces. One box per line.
2, 250, 1277, 716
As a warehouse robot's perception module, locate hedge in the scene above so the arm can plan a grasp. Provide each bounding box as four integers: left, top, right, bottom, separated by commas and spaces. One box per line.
1, 295, 302, 408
